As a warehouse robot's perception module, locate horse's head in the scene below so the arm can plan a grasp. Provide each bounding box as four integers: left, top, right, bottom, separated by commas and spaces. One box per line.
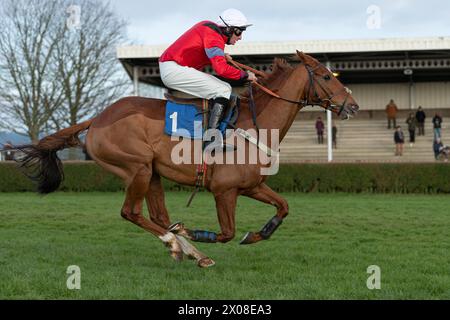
296, 51, 359, 120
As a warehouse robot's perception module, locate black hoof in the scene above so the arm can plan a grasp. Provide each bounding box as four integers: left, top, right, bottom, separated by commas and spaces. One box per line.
240, 232, 255, 245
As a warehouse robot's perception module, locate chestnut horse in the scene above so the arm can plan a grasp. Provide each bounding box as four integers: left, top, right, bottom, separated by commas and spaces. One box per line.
6, 52, 358, 267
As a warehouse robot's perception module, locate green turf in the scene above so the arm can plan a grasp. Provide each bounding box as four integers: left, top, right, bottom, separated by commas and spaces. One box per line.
0, 192, 449, 299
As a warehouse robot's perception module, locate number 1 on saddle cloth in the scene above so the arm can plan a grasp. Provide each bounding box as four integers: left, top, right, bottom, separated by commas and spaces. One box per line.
164, 98, 239, 142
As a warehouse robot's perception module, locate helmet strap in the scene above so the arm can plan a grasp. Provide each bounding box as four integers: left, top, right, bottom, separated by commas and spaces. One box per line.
219, 28, 232, 44
219, 16, 233, 43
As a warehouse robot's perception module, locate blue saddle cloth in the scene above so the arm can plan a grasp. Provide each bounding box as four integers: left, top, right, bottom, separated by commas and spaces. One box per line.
164, 100, 238, 140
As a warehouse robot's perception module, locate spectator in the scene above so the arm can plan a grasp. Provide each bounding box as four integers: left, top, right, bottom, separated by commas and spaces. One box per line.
394, 126, 404, 156
433, 137, 450, 161
405, 112, 417, 147
385, 99, 398, 129
415, 106, 426, 136
432, 113, 443, 139
332, 124, 337, 149
315, 117, 325, 144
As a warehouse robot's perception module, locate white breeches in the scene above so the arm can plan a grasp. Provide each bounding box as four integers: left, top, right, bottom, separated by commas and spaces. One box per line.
159, 61, 232, 100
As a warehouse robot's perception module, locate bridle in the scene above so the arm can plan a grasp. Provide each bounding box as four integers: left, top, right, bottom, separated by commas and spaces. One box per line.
229, 59, 352, 117
302, 63, 352, 116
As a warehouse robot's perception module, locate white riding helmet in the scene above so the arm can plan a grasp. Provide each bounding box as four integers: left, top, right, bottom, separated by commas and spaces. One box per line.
217, 8, 252, 28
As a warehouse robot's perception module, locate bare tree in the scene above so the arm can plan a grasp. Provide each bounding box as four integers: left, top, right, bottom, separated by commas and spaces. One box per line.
53, 0, 129, 130
0, 0, 129, 144
0, 0, 64, 142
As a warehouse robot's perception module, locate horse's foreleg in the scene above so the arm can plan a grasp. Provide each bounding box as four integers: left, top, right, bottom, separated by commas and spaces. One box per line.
121, 165, 183, 261
169, 188, 238, 244
240, 183, 289, 245
215, 188, 239, 243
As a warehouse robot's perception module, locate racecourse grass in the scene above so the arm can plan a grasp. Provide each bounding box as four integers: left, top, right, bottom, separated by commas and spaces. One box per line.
1, 192, 450, 299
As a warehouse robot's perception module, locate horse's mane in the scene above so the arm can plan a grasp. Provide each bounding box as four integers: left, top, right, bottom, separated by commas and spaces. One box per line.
262, 57, 295, 85
242, 58, 295, 100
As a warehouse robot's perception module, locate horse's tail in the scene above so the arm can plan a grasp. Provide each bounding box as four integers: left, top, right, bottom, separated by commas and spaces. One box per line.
5, 119, 93, 194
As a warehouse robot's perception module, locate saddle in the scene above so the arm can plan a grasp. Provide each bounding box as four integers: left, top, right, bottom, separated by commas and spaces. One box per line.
164, 91, 204, 108
164, 91, 240, 132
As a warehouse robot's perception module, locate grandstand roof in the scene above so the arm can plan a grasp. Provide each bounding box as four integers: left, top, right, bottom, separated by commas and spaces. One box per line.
118, 36, 450, 58
117, 36, 450, 86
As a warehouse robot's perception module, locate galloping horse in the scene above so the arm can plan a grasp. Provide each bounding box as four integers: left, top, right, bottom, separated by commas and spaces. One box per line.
5, 52, 358, 267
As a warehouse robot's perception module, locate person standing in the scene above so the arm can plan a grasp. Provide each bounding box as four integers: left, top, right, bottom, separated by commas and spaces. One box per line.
433, 138, 443, 160
332, 124, 338, 149
385, 99, 398, 129
315, 117, 325, 144
415, 106, 426, 136
394, 126, 405, 156
406, 112, 417, 147
432, 113, 443, 139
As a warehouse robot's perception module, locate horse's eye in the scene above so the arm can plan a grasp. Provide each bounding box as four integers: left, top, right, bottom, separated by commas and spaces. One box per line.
323, 75, 331, 81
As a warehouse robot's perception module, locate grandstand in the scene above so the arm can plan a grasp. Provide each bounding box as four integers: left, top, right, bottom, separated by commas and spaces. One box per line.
282, 110, 449, 162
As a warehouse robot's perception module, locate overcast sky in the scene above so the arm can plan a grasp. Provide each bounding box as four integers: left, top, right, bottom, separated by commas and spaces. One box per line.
108, 0, 450, 46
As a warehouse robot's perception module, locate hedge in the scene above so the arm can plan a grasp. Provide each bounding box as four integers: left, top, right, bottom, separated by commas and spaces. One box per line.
267, 163, 450, 193
1, 161, 450, 193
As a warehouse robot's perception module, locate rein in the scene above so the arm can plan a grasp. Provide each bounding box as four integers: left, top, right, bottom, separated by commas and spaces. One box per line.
229, 59, 350, 116
229, 60, 306, 108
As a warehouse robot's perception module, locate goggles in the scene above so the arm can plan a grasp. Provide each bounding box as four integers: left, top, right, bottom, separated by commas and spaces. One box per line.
233, 27, 246, 36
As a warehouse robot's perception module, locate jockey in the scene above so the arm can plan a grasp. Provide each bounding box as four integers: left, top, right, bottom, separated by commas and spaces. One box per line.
159, 8, 257, 150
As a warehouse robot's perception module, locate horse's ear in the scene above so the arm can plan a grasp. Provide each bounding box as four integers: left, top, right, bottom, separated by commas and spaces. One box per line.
296, 50, 306, 62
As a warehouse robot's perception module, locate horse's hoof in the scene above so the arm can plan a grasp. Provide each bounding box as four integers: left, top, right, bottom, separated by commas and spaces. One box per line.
240, 232, 257, 245
168, 221, 183, 234
197, 257, 215, 268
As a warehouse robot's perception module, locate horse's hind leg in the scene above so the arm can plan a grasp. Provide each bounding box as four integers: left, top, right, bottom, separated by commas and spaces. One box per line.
240, 183, 289, 245
145, 172, 171, 229
120, 165, 183, 261
145, 172, 215, 267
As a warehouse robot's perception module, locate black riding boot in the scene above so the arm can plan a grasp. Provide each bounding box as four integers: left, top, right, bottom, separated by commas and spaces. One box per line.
204, 97, 235, 152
